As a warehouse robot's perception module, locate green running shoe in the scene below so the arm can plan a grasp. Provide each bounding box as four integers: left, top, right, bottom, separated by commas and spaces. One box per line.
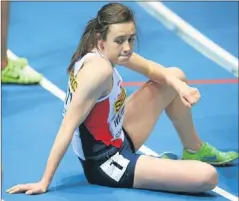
1, 58, 42, 84
182, 142, 238, 165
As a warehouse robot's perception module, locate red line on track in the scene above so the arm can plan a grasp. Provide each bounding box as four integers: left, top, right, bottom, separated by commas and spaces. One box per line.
122, 78, 238, 86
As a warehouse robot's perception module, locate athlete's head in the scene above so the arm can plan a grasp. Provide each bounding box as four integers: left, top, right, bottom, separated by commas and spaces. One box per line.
68, 3, 136, 72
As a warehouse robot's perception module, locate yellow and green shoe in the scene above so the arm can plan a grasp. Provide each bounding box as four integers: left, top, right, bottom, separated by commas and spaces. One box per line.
1, 58, 42, 84
182, 142, 238, 166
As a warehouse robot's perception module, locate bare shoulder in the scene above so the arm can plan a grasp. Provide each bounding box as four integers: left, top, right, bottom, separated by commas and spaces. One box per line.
84, 54, 113, 78
75, 54, 113, 88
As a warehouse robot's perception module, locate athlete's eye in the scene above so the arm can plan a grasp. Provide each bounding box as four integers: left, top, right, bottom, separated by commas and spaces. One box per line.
115, 40, 124, 44
128, 37, 135, 43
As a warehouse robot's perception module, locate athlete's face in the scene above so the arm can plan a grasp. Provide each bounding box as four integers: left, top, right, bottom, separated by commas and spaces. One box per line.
99, 22, 136, 65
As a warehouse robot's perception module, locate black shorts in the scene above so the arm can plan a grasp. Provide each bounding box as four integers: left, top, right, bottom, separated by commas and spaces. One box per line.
79, 129, 141, 188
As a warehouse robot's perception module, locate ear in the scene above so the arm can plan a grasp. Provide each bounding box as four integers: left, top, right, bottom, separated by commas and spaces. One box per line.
98, 40, 104, 50
96, 33, 104, 49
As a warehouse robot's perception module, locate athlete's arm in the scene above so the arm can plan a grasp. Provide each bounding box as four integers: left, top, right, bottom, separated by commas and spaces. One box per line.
122, 52, 178, 87
6, 56, 113, 195
122, 52, 200, 108
41, 57, 113, 187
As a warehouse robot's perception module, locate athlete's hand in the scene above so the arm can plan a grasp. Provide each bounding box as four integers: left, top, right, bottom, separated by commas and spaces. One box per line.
6, 181, 48, 195
173, 79, 200, 108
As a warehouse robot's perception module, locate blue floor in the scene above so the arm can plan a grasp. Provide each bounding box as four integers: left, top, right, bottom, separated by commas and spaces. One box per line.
2, 2, 238, 201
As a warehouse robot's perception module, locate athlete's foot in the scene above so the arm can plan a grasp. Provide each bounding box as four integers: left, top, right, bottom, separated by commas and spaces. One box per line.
1, 58, 42, 84
182, 142, 238, 166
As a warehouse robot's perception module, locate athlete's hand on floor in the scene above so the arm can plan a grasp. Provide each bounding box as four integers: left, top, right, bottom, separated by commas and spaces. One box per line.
6, 181, 47, 195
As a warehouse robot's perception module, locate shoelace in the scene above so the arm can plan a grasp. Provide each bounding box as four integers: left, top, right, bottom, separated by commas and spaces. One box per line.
13, 60, 27, 70
204, 142, 225, 158
4, 64, 21, 78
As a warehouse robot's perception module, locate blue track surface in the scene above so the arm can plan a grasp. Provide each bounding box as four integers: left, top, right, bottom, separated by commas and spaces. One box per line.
2, 2, 238, 201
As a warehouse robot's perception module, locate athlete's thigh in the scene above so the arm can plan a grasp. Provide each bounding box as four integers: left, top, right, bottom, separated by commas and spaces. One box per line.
133, 155, 218, 193
123, 67, 186, 151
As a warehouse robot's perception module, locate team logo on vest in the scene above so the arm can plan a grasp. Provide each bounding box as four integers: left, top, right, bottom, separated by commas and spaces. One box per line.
114, 87, 126, 114
69, 70, 77, 92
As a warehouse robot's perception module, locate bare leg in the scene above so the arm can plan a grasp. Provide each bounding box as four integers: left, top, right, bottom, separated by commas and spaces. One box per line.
165, 89, 202, 151
1, 1, 9, 69
134, 155, 217, 193
123, 67, 218, 193
123, 67, 202, 151
1, 2, 42, 84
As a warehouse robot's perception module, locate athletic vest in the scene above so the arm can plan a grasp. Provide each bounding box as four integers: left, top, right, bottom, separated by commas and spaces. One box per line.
63, 52, 126, 160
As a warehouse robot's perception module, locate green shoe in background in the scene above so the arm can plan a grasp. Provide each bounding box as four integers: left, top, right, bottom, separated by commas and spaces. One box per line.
182, 142, 238, 165
1, 58, 42, 84
158, 152, 178, 160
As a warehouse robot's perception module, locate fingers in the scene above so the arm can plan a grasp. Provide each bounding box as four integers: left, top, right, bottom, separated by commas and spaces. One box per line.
6, 184, 28, 194
25, 188, 45, 195
190, 88, 200, 104
6, 183, 46, 195
26, 190, 33, 195
182, 87, 200, 107
181, 97, 192, 108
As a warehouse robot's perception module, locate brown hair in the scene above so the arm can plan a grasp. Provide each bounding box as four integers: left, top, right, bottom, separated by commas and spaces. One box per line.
67, 3, 136, 73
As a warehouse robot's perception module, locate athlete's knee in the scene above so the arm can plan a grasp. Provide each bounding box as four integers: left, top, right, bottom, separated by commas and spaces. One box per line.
144, 67, 187, 95
146, 67, 187, 87
198, 163, 218, 192
167, 67, 187, 83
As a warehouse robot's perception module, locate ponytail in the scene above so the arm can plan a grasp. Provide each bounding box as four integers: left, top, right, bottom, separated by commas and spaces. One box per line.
67, 18, 98, 73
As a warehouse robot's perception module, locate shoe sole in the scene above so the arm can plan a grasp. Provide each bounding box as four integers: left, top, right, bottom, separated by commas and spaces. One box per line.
207, 156, 238, 166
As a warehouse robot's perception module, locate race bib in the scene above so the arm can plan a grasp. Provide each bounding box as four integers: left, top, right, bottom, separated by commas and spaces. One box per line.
100, 152, 130, 182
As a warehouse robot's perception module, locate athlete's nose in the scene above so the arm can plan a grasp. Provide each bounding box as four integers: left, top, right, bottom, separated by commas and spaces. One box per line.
122, 41, 131, 55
